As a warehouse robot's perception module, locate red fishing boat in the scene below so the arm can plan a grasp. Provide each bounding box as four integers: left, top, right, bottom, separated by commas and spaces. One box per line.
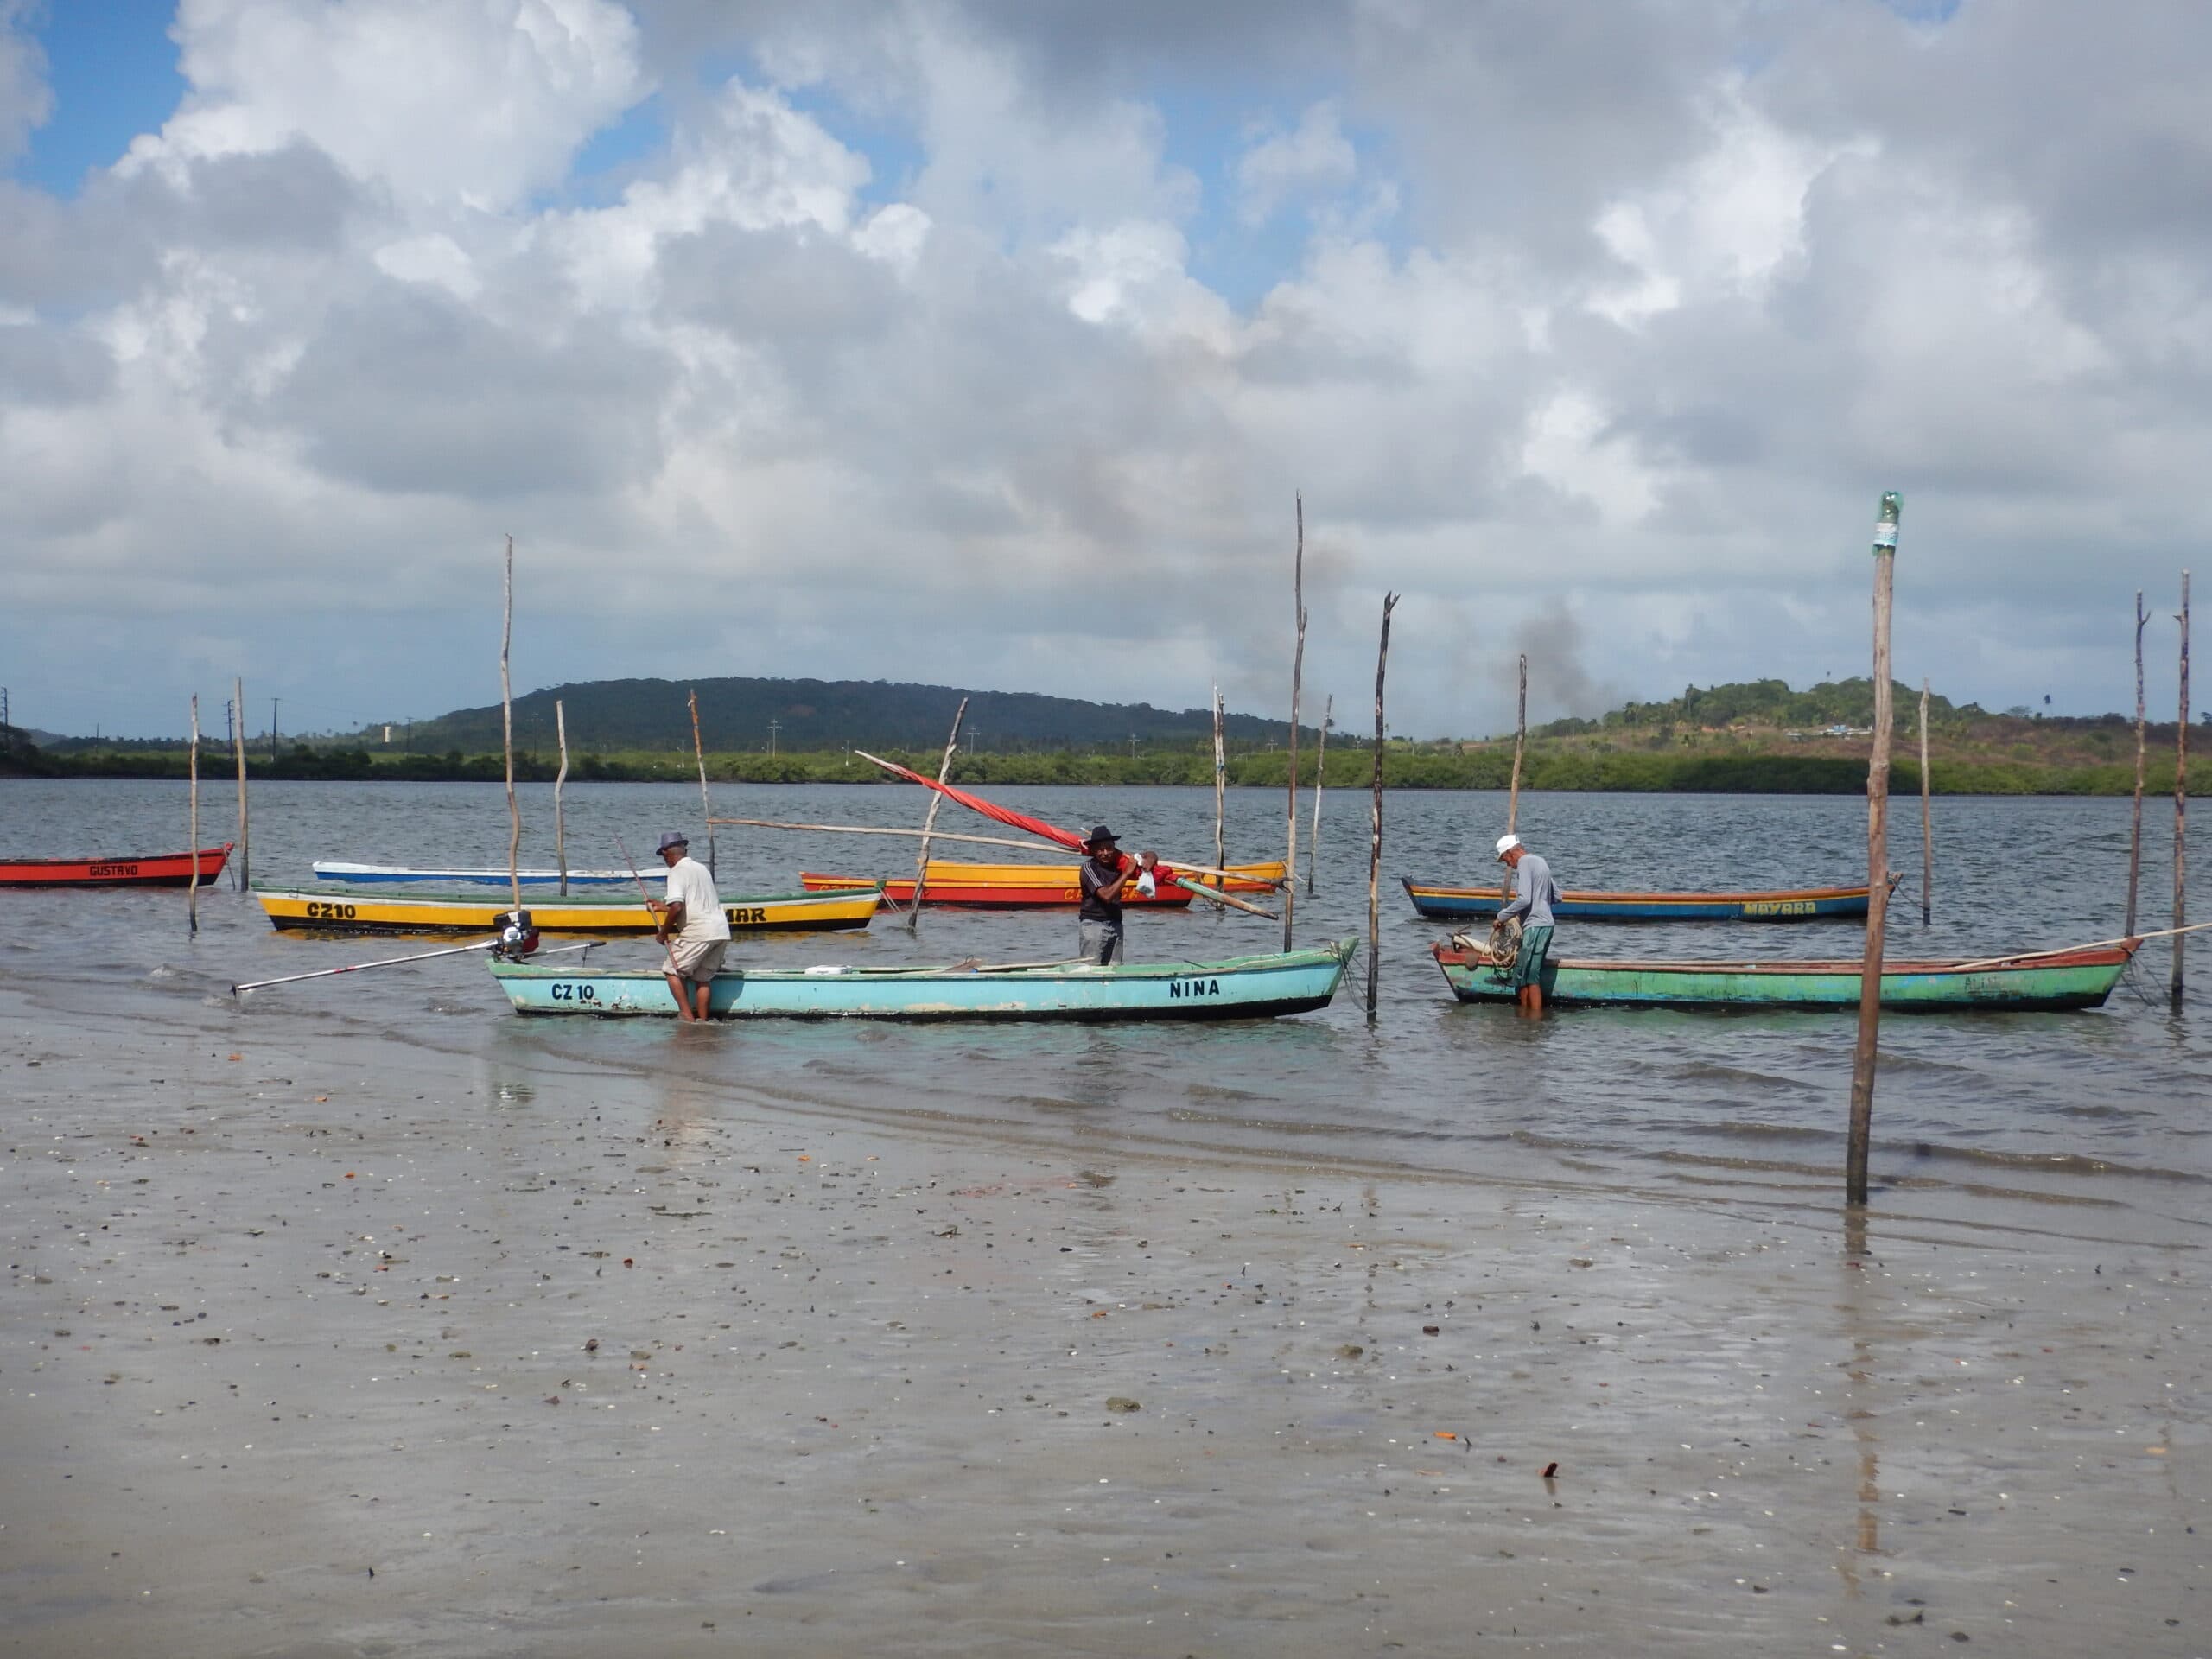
0, 842, 234, 887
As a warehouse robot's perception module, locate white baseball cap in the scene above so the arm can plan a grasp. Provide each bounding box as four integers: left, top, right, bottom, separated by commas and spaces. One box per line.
1494, 833, 1522, 860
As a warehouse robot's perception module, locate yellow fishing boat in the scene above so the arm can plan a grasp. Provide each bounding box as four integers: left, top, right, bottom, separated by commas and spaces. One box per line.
799, 858, 1287, 909
257, 885, 881, 937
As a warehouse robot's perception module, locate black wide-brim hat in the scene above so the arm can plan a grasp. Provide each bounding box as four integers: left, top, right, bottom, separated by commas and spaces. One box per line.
1083, 824, 1119, 847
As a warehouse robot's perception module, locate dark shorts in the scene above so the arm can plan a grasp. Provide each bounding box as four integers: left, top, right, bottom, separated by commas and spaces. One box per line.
1510, 925, 1553, 990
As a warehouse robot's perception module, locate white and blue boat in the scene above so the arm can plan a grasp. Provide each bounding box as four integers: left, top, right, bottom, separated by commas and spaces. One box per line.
489, 939, 1357, 1021
314, 861, 635, 887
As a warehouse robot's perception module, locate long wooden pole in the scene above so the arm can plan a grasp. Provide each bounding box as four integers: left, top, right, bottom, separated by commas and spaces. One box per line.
2177, 569, 2191, 1007
502, 536, 520, 912
1368, 594, 1398, 1020
187, 695, 200, 938
1508, 652, 1527, 835
1847, 491, 1901, 1206
1918, 679, 1932, 925
1211, 684, 1227, 878
232, 676, 248, 891
1283, 493, 1306, 952
842, 748, 1281, 888
1307, 694, 1331, 895
2127, 590, 2147, 938
689, 689, 715, 880
554, 699, 569, 897
908, 696, 967, 929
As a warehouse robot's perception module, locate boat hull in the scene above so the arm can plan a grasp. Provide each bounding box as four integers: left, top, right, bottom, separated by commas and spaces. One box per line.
492, 939, 1356, 1021
0, 844, 233, 887
313, 861, 635, 886
1402, 875, 1878, 922
257, 886, 881, 936
1431, 942, 2133, 1012
800, 859, 1285, 910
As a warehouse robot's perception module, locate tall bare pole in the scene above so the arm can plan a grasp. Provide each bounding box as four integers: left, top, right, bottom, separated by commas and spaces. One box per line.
187, 694, 200, 938
1508, 652, 1528, 835
1368, 594, 1398, 1020
554, 699, 569, 897
1847, 492, 1901, 1206
1307, 694, 1332, 896
232, 676, 249, 892
1918, 679, 1932, 925
907, 696, 967, 930
502, 536, 520, 912
689, 689, 715, 880
2177, 569, 2191, 1007
1283, 493, 1306, 952
1211, 684, 1227, 878
2127, 591, 2148, 938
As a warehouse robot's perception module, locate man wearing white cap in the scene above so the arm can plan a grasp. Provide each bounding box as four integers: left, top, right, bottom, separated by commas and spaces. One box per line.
1494, 833, 1560, 1014
652, 831, 731, 1021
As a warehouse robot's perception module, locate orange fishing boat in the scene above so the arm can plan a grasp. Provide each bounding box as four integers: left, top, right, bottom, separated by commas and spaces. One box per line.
801, 858, 1286, 911
0, 843, 234, 887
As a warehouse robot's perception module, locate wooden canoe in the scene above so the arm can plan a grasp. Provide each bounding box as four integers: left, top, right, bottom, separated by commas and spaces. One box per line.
257, 885, 881, 936
491, 938, 1357, 1021
1430, 938, 2135, 1012
799, 858, 1287, 910
313, 861, 634, 887
1402, 875, 1894, 922
0, 843, 233, 887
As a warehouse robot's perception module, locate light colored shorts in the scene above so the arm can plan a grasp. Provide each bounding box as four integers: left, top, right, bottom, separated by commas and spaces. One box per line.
1077, 918, 1123, 966
669, 938, 728, 982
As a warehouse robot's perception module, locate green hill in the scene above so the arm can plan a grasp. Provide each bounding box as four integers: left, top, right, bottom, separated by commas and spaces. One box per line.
352, 676, 1314, 755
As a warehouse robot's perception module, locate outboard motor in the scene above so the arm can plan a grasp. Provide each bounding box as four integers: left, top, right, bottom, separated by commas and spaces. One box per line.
493, 908, 542, 961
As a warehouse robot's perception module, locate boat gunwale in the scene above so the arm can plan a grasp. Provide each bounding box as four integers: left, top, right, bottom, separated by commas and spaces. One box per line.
1430, 942, 2138, 976
1402, 875, 1878, 906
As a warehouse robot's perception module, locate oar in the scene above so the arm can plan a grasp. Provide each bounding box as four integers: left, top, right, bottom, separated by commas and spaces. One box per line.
711, 816, 1278, 914
843, 749, 1289, 890
1944, 918, 2212, 976
232, 939, 599, 995
615, 835, 683, 976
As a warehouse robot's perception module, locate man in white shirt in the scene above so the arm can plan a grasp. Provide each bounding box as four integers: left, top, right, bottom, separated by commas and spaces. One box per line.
652, 831, 730, 1021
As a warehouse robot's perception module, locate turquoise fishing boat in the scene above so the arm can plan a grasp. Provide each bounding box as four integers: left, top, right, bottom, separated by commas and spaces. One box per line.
1430, 938, 2135, 1012
491, 938, 1358, 1021
1402, 876, 1894, 923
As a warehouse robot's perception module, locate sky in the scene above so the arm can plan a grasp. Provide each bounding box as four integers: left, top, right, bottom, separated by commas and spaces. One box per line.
0, 0, 2205, 742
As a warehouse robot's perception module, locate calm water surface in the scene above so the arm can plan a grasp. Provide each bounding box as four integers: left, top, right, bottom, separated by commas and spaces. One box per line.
2, 778, 2204, 1237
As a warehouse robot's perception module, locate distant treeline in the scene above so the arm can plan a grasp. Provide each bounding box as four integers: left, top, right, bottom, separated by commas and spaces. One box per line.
24, 741, 2209, 796
342, 674, 1320, 755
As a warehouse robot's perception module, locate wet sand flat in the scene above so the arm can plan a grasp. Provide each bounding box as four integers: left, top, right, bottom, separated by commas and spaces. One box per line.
3, 975, 2206, 1658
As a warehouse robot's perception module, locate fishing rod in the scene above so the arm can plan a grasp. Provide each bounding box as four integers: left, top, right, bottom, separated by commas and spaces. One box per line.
232, 938, 599, 995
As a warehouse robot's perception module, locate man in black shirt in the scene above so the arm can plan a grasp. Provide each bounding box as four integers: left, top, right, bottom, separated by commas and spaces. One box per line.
1077, 823, 1154, 965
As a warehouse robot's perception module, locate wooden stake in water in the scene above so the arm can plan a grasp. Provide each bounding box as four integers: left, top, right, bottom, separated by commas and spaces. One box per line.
1508, 653, 1527, 835
554, 699, 569, 897
2177, 569, 2191, 1007
1918, 679, 1932, 925
1283, 493, 1306, 953
1307, 694, 1332, 896
501, 536, 520, 913
187, 694, 200, 938
689, 689, 715, 880
1847, 491, 1901, 1207
907, 696, 967, 929
1211, 684, 1227, 878
2127, 590, 2147, 938
1368, 594, 1398, 1020
232, 676, 249, 892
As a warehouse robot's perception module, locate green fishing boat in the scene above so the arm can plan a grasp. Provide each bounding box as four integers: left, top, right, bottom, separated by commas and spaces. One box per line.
1431, 938, 2136, 1013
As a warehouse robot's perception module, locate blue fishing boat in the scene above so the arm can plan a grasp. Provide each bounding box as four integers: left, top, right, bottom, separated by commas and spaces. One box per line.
490, 939, 1357, 1021
315, 861, 635, 887
1401, 875, 1893, 923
